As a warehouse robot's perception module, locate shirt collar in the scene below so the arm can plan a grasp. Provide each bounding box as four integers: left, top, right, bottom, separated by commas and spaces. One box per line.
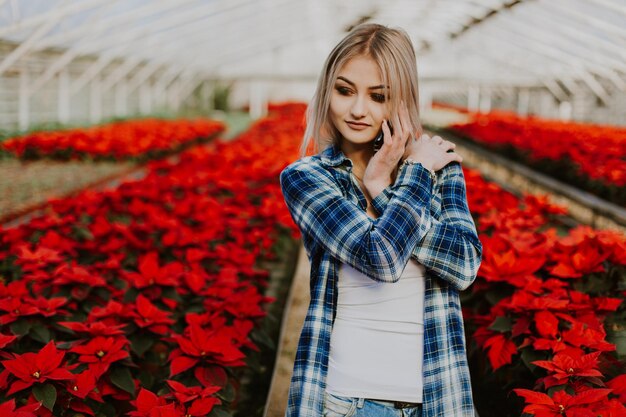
318, 143, 352, 168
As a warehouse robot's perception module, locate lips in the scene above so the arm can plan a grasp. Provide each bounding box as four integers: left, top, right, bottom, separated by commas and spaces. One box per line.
346, 121, 370, 131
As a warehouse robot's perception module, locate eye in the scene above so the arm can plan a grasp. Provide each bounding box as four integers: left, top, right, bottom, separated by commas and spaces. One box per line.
371, 93, 386, 103
335, 86, 352, 96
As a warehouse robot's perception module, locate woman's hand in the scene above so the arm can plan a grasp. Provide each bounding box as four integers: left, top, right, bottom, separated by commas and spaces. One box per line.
362, 101, 414, 197
404, 134, 463, 172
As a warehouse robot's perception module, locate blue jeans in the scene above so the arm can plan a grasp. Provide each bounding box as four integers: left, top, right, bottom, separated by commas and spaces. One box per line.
324, 392, 423, 417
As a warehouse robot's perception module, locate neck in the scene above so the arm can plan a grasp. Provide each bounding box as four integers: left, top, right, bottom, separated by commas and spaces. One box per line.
339, 141, 373, 178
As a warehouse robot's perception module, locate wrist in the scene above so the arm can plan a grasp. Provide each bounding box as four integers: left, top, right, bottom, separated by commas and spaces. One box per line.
401, 158, 436, 181
364, 178, 391, 198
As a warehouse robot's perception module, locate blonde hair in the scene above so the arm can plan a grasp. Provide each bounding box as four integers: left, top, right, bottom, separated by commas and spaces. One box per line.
301, 23, 422, 156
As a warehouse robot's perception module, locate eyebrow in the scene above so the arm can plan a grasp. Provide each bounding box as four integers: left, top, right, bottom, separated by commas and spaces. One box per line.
336, 76, 387, 90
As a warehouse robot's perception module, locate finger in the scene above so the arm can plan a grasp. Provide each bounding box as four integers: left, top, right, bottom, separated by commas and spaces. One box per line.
381, 119, 392, 145
442, 140, 456, 152
399, 101, 411, 144
446, 152, 463, 164
391, 111, 403, 146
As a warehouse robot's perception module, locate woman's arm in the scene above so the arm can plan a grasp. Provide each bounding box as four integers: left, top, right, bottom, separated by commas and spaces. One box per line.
280, 159, 434, 283
411, 162, 482, 291
370, 162, 482, 291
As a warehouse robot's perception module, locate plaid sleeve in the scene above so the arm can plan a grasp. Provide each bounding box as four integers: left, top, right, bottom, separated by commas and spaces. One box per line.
280, 159, 434, 283
412, 162, 482, 291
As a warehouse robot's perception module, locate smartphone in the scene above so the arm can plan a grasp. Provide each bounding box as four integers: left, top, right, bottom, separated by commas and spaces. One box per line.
373, 121, 393, 153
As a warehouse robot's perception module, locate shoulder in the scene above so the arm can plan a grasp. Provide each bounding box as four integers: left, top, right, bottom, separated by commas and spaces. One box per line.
280, 154, 333, 184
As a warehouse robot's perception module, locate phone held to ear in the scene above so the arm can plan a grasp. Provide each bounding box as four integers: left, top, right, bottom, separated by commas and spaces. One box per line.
373, 121, 393, 153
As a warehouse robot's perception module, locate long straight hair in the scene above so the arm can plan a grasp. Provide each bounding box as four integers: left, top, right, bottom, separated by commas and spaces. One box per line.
301, 23, 422, 156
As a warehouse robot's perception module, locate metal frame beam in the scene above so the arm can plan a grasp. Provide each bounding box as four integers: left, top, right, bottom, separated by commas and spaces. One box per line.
0, 0, 71, 77
37, 0, 197, 50
488, 16, 626, 92
0, 0, 110, 37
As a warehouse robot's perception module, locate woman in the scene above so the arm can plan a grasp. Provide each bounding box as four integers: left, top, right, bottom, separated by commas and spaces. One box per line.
280, 23, 482, 417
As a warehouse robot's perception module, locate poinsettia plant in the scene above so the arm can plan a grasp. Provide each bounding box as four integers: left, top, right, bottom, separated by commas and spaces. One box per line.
460, 166, 626, 416
445, 107, 626, 205
1, 118, 226, 161
0, 104, 304, 416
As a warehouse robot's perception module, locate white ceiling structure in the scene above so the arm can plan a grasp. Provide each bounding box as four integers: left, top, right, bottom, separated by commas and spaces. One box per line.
0, 0, 625, 129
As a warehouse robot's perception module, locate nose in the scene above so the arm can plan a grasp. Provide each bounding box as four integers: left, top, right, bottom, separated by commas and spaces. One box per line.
350, 94, 367, 119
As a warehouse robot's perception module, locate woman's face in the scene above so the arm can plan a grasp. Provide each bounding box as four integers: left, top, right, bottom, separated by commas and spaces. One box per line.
329, 55, 388, 152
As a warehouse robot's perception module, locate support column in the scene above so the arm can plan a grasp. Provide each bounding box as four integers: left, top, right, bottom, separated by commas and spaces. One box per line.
201, 81, 212, 112
115, 80, 128, 117
90, 76, 102, 124
559, 101, 572, 120
167, 79, 181, 112
19, 65, 30, 131
249, 80, 267, 119
468, 85, 480, 112
517, 88, 530, 116
479, 88, 492, 113
57, 69, 71, 124
139, 83, 152, 114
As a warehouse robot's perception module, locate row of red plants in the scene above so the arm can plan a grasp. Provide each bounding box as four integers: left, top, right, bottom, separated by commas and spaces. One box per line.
0, 104, 304, 416
462, 167, 626, 416
446, 107, 626, 206
0, 118, 226, 161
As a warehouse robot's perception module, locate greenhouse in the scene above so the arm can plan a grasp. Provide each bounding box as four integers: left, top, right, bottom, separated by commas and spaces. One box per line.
0, 1, 625, 416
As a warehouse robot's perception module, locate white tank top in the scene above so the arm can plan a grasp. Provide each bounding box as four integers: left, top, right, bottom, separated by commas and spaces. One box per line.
326, 258, 426, 403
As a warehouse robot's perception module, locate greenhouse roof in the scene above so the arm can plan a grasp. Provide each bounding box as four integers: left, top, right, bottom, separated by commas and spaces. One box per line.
1, 0, 625, 91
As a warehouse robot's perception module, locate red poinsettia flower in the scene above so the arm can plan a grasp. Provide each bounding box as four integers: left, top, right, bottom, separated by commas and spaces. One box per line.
26, 296, 69, 317
607, 375, 626, 403
124, 252, 182, 289
169, 323, 246, 376
70, 336, 130, 377
0, 398, 41, 417
481, 333, 517, 370
1, 341, 74, 395
561, 321, 616, 352
0, 297, 39, 325
514, 388, 612, 417
66, 369, 102, 402
478, 243, 545, 287
533, 351, 603, 388
0, 333, 17, 349
166, 380, 221, 416
547, 238, 610, 278
87, 300, 132, 326
128, 388, 181, 417
51, 262, 107, 287
14, 244, 63, 271
131, 294, 175, 335
59, 321, 126, 337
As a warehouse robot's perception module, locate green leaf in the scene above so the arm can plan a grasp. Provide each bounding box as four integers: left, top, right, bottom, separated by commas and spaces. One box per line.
30, 324, 51, 343
123, 287, 139, 303
72, 225, 94, 241
209, 407, 233, 417
137, 369, 155, 390
10, 319, 32, 336
161, 287, 182, 302
109, 366, 135, 395
520, 348, 545, 373
130, 333, 155, 356
99, 402, 117, 417
488, 316, 512, 333
217, 382, 236, 402
33, 383, 57, 411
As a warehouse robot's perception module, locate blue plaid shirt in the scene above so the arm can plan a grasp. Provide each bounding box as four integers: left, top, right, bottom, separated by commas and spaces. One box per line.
279, 143, 482, 417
